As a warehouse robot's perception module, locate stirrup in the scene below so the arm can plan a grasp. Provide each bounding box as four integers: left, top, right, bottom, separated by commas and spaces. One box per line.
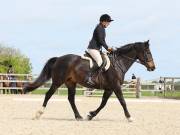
98, 64, 105, 73
87, 77, 95, 86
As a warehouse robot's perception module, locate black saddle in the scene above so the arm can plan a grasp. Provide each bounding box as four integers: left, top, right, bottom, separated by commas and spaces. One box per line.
84, 51, 107, 72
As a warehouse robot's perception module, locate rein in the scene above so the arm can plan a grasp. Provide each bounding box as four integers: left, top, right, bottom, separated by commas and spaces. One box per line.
120, 54, 141, 64
109, 50, 140, 73
110, 52, 127, 73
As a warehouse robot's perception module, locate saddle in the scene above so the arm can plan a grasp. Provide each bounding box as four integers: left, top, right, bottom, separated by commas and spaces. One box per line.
82, 51, 108, 72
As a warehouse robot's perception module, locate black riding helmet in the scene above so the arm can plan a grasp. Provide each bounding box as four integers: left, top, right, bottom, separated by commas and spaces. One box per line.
100, 14, 114, 22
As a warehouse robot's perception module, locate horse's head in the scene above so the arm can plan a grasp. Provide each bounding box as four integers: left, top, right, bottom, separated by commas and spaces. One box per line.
134, 40, 155, 71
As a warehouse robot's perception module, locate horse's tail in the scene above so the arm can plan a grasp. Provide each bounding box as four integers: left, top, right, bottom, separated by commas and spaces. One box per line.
23, 57, 58, 93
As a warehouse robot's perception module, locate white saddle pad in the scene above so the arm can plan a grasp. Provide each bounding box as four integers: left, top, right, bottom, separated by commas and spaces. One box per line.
81, 53, 110, 71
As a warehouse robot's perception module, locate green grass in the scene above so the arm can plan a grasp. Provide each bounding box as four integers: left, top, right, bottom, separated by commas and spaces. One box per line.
31, 88, 84, 95
30, 88, 180, 99
31, 88, 137, 98
141, 90, 180, 99
31, 89, 48, 94
141, 91, 159, 96
159, 91, 180, 99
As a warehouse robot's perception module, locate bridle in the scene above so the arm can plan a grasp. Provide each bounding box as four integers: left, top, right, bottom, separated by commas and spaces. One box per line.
138, 49, 154, 65
110, 47, 153, 70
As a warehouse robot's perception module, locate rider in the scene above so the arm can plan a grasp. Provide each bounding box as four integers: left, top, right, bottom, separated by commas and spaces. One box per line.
86, 14, 114, 85
7, 65, 14, 80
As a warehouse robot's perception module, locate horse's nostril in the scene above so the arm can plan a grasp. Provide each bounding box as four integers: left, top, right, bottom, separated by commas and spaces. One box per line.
147, 66, 155, 71
152, 67, 155, 71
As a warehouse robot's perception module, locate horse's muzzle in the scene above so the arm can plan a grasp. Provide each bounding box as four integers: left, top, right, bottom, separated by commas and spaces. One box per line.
147, 66, 155, 71
146, 61, 155, 71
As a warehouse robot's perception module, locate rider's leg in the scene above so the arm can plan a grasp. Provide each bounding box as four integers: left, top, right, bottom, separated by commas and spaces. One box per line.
86, 49, 103, 85
104, 53, 110, 71
87, 49, 103, 67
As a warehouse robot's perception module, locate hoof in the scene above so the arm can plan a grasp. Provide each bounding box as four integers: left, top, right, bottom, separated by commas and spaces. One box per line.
76, 116, 83, 121
86, 113, 93, 121
127, 117, 134, 122
32, 116, 39, 120
32, 111, 42, 120
32, 109, 44, 120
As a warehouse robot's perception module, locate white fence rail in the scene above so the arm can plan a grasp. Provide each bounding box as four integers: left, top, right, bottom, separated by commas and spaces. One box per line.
84, 78, 141, 98
0, 73, 165, 98
0, 73, 141, 97
0, 73, 85, 95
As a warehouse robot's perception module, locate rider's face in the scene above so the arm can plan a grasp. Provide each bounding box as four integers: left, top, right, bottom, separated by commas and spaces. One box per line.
101, 21, 110, 28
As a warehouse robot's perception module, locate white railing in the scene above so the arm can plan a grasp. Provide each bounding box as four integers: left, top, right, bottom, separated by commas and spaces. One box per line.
84, 78, 141, 98
0, 73, 84, 94
1, 73, 164, 98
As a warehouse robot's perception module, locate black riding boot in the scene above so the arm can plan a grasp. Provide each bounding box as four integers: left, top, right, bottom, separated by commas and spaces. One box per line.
86, 64, 105, 86
87, 72, 95, 86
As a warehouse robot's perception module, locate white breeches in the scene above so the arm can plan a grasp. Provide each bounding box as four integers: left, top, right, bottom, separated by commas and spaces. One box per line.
87, 49, 103, 67
87, 49, 110, 71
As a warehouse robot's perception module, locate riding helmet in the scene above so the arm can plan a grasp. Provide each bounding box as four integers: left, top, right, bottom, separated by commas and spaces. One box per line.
100, 14, 114, 22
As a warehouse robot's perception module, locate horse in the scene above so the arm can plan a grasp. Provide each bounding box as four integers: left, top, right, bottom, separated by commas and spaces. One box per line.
23, 40, 155, 122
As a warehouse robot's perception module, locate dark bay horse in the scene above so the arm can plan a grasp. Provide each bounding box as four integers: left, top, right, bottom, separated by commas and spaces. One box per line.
23, 40, 155, 121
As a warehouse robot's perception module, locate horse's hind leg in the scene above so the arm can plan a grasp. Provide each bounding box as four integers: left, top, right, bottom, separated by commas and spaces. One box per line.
33, 83, 60, 120
66, 82, 83, 120
87, 89, 113, 120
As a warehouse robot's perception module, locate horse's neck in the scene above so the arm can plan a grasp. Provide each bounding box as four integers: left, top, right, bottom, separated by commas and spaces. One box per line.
123, 51, 137, 73
116, 51, 137, 73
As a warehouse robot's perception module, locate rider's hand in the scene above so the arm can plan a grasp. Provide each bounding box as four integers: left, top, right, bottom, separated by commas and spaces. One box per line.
108, 48, 113, 53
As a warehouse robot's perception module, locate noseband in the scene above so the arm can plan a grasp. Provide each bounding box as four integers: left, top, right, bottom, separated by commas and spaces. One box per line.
140, 50, 154, 65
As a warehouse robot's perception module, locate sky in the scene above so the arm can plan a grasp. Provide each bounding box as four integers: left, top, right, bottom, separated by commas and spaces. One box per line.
0, 0, 179, 80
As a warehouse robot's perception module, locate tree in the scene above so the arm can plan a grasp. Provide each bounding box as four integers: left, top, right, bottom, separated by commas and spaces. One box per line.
0, 43, 32, 74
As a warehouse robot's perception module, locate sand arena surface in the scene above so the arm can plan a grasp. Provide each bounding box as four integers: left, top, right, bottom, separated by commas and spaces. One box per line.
0, 95, 180, 135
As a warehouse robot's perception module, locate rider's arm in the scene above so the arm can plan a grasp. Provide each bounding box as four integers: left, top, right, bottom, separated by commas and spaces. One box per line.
96, 26, 109, 50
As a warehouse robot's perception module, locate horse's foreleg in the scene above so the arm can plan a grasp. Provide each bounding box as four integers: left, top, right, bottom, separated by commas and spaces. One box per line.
87, 90, 113, 120
67, 83, 83, 120
113, 83, 133, 122
33, 83, 59, 120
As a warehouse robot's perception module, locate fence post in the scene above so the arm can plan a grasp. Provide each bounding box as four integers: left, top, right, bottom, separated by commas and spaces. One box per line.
0, 81, 2, 94
136, 77, 141, 98
163, 77, 166, 97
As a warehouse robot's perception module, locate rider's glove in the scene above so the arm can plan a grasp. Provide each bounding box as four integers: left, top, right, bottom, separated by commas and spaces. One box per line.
108, 48, 113, 53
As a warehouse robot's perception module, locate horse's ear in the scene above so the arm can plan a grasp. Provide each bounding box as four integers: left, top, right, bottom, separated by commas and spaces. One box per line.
145, 40, 150, 47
